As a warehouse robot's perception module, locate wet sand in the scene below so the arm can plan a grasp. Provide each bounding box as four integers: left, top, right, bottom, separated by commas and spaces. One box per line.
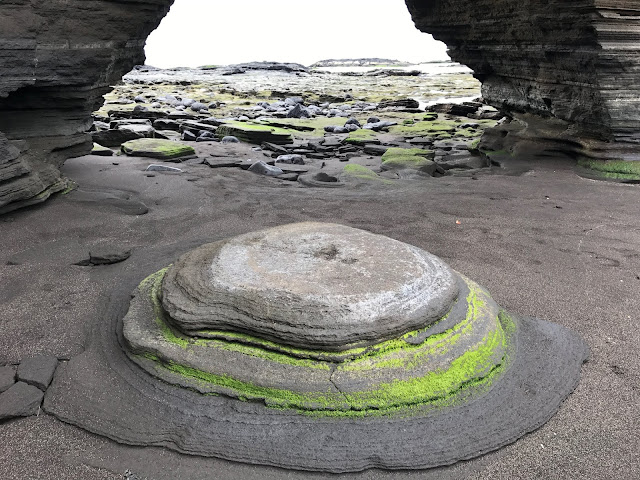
0, 148, 638, 479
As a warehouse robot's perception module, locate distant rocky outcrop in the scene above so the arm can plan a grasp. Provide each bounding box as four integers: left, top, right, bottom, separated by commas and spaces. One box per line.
220, 62, 309, 75
311, 58, 412, 68
405, 0, 640, 166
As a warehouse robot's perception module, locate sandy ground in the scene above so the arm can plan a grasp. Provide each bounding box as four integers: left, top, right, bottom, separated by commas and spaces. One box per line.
0, 148, 638, 479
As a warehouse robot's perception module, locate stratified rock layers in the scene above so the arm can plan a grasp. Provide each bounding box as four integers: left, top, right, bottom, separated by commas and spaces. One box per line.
0, 0, 174, 213
405, 0, 640, 163
44, 222, 587, 472
124, 223, 504, 412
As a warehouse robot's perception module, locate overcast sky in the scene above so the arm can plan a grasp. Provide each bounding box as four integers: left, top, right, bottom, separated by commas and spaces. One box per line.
145, 0, 449, 68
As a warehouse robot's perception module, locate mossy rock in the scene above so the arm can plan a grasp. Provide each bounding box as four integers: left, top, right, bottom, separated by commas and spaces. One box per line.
121, 139, 195, 160
381, 148, 436, 172
91, 143, 114, 156
344, 129, 380, 145
343, 164, 385, 182
577, 159, 640, 182
216, 121, 293, 145
123, 223, 510, 414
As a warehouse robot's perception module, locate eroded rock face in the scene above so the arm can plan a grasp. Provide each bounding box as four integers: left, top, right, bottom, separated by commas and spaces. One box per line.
2, 1, 639, 213
0, 0, 174, 213
405, 0, 640, 164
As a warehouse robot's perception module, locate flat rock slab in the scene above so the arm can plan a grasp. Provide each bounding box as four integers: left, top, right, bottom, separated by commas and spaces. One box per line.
121, 139, 195, 160
204, 157, 243, 168
0, 382, 43, 420
216, 122, 293, 145
0, 366, 16, 393
17, 356, 58, 391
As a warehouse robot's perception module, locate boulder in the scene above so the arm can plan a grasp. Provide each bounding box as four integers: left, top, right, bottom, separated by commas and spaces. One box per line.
121, 139, 195, 160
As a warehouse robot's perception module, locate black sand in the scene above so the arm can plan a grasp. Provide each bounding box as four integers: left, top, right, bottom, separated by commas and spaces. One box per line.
0, 149, 638, 479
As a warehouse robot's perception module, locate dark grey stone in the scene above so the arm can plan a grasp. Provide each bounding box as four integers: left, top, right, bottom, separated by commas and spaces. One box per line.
16, 356, 58, 391
92, 129, 144, 148
182, 130, 197, 142
0, 382, 44, 420
190, 102, 208, 112
0, 366, 16, 393
363, 144, 390, 156
284, 97, 304, 106
325, 126, 349, 134
247, 161, 283, 177
275, 154, 305, 165
152, 119, 181, 131
286, 104, 310, 119
277, 173, 300, 181
363, 121, 397, 132
205, 158, 243, 168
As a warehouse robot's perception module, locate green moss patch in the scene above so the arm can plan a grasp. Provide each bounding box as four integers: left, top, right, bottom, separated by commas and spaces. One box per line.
381, 147, 435, 170
577, 159, 640, 181
344, 129, 380, 145
121, 138, 195, 160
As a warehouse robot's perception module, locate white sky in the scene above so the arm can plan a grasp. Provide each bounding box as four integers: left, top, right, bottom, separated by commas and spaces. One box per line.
145, 0, 449, 68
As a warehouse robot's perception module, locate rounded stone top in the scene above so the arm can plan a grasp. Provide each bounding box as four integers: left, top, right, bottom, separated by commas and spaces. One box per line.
162, 222, 459, 350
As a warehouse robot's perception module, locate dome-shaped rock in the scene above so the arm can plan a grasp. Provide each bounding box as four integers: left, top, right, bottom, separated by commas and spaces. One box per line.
67, 222, 587, 472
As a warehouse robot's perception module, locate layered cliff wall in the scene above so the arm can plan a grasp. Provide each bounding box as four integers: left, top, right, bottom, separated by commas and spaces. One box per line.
405, 0, 640, 164
1, 1, 639, 213
0, 0, 174, 213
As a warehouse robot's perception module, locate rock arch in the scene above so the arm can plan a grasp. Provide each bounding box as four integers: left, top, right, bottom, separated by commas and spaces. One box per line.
1, 0, 638, 213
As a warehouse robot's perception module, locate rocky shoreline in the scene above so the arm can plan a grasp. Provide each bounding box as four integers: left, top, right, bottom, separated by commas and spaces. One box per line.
86, 63, 506, 189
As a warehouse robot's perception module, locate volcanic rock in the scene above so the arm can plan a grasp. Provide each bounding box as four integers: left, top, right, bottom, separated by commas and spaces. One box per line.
0, 382, 44, 420
121, 139, 195, 160
405, 0, 640, 167
216, 122, 293, 145
87, 222, 591, 472
16, 356, 58, 391
91, 143, 114, 156
247, 161, 284, 177
0, 366, 16, 394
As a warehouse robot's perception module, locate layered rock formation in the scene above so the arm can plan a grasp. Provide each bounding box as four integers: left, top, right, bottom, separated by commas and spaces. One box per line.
406, 0, 640, 173
41, 222, 587, 471
0, 0, 174, 213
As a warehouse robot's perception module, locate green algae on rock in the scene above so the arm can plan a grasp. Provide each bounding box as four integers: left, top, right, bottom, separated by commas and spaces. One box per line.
381, 147, 436, 172
342, 164, 392, 184
121, 138, 195, 160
